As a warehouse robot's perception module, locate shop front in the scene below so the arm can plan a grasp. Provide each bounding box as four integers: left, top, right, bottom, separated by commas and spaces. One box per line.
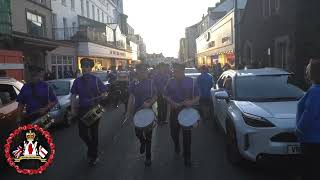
77, 42, 132, 71
196, 10, 236, 68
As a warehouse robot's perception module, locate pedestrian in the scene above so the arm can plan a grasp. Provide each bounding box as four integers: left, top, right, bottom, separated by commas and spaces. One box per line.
153, 63, 170, 124
222, 63, 232, 71
197, 65, 214, 121
125, 63, 157, 167
213, 63, 223, 81
70, 58, 108, 166
16, 66, 58, 125
296, 59, 320, 180
0, 70, 7, 77
164, 63, 200, 167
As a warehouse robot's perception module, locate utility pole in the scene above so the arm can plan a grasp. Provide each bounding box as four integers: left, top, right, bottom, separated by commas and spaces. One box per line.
234, 0, 240, 68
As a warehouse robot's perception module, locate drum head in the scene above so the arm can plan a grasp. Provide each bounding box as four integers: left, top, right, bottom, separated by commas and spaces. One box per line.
133, 109, 155, 128
178, 108, 200, 127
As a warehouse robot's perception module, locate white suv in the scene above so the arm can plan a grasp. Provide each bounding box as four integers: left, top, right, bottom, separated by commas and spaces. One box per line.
211, 68, 305, 165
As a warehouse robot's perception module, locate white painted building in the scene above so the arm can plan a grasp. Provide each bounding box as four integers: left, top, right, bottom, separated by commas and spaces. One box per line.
48, 0, 132, 78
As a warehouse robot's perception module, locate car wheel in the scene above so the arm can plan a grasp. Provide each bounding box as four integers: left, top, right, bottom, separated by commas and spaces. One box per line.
64, 109, 72, 127
226, 120, 244, 166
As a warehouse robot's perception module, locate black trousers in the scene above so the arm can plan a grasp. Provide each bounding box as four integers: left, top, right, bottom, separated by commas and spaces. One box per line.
135, 128, 152, 159
157, 95, 167, 122
199, 97, 213, 120
170, 108, 192, 160
301, 143, 320, 180
78, 107, 100, 159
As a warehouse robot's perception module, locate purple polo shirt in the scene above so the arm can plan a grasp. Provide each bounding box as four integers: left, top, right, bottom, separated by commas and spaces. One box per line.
71, 73, 107, 108
128, 79, 157, 111
16, 81, 58, 115
153, 73, 170, 94
164, 77, 199, 103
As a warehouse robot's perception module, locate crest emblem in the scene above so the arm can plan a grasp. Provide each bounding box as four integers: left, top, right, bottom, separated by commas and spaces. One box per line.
4, 124, 55, 175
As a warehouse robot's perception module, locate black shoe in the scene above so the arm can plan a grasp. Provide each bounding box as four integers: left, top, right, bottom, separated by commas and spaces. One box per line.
144, 158, 152, 167
184, 159, 192, 168
140, 143, 146, 154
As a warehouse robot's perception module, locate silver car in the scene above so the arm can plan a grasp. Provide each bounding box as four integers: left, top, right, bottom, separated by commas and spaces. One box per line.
47, 79, 75, 127
185, 67, 201, 79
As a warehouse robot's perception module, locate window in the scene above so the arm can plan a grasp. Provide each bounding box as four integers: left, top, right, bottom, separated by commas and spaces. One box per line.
27, 11, 46, 37
262, 0, 271, 17
97, 9, 100, 22
51, 55, 74, 79
275, 0, 280, 13
52, 13, 57, 28
72, 22, 76, 28
92, 5, 95, 20
81, 0, 84, 15
102, 12, 104, 22
107, 3, 109, 12
86, 1, 90, 17
71, 0, 75, 10
63, 18, 69, 39
0, 84, 17, 106
107, 16, 109, 23
61, 0, 66, 6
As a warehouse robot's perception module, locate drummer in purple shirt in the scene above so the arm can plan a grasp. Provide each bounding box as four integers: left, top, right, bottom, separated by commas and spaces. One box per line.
126, 63, 157, 167
16, 66, 58, 125
164, 63, 200, 167
70, 58, 107, 167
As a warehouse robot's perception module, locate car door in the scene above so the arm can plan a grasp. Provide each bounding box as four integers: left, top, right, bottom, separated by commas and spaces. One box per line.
213, 75, 226, 125
216, 76, 233, 132
0, 83, 19, 153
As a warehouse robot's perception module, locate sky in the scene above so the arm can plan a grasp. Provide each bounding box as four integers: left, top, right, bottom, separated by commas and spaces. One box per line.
123, 0, 219, 58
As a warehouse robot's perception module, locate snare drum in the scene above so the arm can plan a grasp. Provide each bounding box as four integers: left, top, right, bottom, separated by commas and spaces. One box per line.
178, 108, 200, 129
80, 104, 105, 127
133, 108, 156, 131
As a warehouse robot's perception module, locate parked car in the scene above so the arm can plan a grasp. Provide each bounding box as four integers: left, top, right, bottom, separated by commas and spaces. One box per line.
0, 77, 23, 165
211, 68, 304, 165
47, 78, 75, 127
91, 71, 110, 87
185, 67, 201, 79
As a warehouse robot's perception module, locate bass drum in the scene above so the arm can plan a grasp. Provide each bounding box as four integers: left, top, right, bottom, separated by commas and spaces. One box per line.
133, 108, 156, 131
178, 107, 200, 129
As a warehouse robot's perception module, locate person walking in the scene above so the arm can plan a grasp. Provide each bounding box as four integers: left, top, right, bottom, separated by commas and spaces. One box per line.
164, 63, 200, 167
126, 63, 157, 166
296, 59, 320, 180
70, 58, 108, 166
197, 65, 214, 121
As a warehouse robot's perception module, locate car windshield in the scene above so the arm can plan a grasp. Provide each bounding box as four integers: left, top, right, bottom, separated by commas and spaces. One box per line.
236, 75, 304, 102
48, 81, 71, 96
185, 68, 199, 74
92, 72, 108, 82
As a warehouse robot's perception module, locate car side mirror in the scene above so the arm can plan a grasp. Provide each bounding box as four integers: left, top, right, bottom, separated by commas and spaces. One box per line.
215, 91, 229, 100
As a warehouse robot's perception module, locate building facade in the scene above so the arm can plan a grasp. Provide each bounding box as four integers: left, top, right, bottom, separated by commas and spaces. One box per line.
240, 0, 320, 89
0, 0, 67, 81
50, 0, 134, 76
196, 0, 247, 68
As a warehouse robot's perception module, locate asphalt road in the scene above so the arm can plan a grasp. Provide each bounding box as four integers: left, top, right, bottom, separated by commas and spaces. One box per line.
0, 105, 300, 180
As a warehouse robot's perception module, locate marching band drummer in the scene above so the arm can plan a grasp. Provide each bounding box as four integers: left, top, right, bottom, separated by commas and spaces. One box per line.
164, 63, 200, 167
126, 63, 157, 167
70, 58, 107, 167
16, 66, 58, 125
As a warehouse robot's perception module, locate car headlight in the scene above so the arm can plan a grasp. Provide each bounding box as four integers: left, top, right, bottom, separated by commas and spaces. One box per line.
242, 113, 275, 128
51, 103, 61, 111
